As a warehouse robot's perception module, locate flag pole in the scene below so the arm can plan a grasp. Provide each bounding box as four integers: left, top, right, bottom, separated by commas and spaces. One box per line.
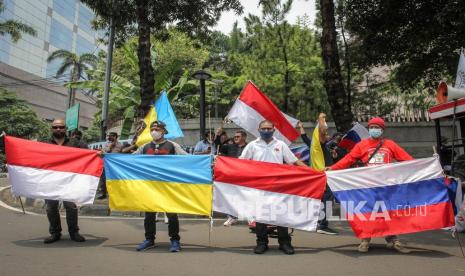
18, 197, 26, 214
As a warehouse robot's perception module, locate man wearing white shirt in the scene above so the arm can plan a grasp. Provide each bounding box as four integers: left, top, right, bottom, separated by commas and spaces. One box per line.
239, 120, 307, 255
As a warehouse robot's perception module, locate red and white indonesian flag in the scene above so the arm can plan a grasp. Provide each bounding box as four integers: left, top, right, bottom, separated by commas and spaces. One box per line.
5, 136, 103, 205
226, 81, 300, 145
213, 156, 327, 231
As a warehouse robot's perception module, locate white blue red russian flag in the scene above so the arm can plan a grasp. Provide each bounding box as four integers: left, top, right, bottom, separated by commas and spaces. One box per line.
326, 157, 455, 238
338, 123, 369, 151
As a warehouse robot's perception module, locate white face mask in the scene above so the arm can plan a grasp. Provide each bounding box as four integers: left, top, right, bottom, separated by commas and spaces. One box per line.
151, 130, 163, 140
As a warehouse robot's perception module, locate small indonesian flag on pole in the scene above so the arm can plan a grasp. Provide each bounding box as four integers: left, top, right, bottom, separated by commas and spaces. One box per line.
226, 81, 300, 145
213, 156, 326, 231
5, 136, 103, 205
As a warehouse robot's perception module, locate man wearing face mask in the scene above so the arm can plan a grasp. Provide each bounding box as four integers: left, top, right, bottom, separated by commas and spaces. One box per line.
328, 117, 413, 253
239, 120, 308, 255
42, 119, 88, 244
133, 120, 187, 252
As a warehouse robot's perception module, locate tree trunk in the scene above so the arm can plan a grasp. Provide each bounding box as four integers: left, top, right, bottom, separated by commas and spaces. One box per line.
319, 0, 353, 132
278, 27, 290, 113
135, 0, 155, 118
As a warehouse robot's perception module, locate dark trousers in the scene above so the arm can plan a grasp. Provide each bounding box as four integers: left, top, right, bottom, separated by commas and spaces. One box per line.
317, 185, 333, 229
99, 169, 107, 195
255, 222, 291, 245
144, 212, 180, 242
45, 200, 79, 235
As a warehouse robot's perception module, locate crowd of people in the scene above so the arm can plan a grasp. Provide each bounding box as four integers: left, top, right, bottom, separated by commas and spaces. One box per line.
39, 115, 413, 255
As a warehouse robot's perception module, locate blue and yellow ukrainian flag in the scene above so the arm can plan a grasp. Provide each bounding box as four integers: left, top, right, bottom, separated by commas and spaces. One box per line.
104, 154, 212, 216
136, 91, 184, 147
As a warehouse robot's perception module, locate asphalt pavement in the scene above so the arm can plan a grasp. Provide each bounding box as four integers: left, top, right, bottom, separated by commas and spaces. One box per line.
1, 205, 465, 276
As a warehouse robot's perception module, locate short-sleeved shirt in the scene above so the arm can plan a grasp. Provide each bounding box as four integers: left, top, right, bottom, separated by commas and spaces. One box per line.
239, 137, 298, 164
140, 140, 176, 155
194, 140, 213, 154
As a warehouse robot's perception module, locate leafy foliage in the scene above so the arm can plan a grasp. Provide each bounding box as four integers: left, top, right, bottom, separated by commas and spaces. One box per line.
0, 88, 49, 139
344, 0, 465, 88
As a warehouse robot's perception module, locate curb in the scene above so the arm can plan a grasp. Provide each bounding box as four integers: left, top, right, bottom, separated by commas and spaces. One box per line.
0, 186, 232, 222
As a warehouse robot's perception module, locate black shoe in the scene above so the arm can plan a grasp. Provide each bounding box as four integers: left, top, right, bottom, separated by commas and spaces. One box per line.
97, 194, 107, 200
316, 227, 338, 235
254, 244, 268, 254
279, 243, 295, 255
44, 233, 61, 244
70, 232, 86, 242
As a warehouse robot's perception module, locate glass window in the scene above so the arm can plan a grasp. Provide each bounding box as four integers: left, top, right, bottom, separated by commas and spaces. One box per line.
76, 35, 94, 55
49, 18, 73, 51
0, 0, 14, 21
0, 38, 10, 63
78, 4, 94, 35
52, 0, 76, 22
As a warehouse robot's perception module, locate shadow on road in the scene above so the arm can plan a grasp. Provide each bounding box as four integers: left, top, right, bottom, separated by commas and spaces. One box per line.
315, 243, 455, 259
106, 242, 214, 253
12, 234, 108, 248
104, 241, 454, 258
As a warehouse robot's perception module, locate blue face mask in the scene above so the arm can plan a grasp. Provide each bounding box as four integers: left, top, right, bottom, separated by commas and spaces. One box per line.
259, 130, 274, 141
369, 128, 383, 139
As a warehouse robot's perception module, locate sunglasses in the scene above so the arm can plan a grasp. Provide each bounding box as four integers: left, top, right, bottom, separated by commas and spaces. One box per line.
52, 126, 66, 129
233, 136, 241, 138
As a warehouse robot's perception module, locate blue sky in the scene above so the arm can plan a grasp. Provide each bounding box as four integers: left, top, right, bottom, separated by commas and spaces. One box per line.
213, 0, 317, 34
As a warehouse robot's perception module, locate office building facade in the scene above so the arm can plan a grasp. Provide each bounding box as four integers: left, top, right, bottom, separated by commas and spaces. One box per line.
0, 0, 104, 128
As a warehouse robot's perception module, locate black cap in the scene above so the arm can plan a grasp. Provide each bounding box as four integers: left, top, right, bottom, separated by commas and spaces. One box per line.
150, 120, 168, 134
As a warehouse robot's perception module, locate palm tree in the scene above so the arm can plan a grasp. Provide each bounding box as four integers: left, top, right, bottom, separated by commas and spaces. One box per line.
0, 0, 37, 42
47, 50, 98, 108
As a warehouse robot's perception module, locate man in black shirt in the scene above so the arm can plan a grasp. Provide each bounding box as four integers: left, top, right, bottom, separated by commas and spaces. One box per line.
219, 130, 247, 158
134, 120, 187, 252
219, 130, 247, 226
43, 119, 88, 244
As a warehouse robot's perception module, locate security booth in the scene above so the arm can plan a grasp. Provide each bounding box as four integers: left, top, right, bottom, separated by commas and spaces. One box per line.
429, 82, 465, 179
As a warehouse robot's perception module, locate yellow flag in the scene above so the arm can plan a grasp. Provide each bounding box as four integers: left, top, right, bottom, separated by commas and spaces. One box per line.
136, 106, 157, 147
310, 123, 325, 171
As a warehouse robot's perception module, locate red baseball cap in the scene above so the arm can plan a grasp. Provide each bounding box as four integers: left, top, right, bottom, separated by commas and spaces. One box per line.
368, 117, 385, 129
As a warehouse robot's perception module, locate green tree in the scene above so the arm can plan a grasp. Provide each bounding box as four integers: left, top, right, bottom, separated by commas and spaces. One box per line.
0, 0, 36, 42
68, 30, 209, 134
0, 88, 48, 139
229, 1, 327, 121
46, 50, 98, 108
344, 0, 465, 88
82, 0, 243, 119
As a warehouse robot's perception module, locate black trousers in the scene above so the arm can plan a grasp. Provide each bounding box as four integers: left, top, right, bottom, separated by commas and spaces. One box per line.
318, 185, 333, 229
255, 222, 291, 245
144, 212, 180, 242
45, 200, 79, 235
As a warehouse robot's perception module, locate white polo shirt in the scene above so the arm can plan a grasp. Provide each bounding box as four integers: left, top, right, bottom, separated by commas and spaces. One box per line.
239, 137, 298, 164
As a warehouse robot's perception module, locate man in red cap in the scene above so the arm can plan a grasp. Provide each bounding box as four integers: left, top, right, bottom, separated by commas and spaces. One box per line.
328, 117, 413, 253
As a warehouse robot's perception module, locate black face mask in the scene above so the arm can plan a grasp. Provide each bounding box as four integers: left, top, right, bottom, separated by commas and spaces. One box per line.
52, 132, 65, 139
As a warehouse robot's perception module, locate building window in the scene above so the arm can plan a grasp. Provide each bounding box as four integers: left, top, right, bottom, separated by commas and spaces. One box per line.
52, 0, 76, 23
78, 4, 94, 35
49, 18, 73, 51
76, 35, 94, 55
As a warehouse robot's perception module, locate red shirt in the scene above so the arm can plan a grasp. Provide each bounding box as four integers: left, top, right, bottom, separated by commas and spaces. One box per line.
330, 138, 413, 170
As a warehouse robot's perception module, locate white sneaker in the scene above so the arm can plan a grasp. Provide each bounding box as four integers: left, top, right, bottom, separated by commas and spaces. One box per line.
223, 217, 238, 227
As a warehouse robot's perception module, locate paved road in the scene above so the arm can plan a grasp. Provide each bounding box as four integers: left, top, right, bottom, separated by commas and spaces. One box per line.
1, 206, 465, 276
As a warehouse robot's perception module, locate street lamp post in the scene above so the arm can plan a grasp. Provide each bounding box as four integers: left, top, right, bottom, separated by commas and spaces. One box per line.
211, 79, 224, 119
192, 70, 212, 140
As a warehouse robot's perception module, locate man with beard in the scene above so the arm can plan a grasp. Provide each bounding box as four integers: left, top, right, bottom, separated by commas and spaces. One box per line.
133, 121, 187, 252
43, 119, 88, 244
